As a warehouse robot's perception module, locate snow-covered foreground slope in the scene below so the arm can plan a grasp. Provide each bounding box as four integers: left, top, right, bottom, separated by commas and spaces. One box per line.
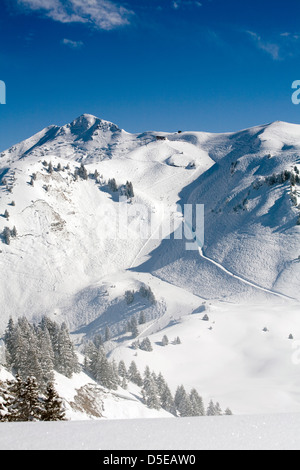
1, 115, 300, 418
1, 413, 300, 450
0, 364, 172, 422
109, 299, 300, 416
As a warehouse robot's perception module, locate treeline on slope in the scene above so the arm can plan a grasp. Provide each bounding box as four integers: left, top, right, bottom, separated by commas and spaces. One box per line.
40, 160, 135, 199
1, 316, 233, 420
83, 341, 233, 418
3, 316, 80, 390
0, 376, 65, 422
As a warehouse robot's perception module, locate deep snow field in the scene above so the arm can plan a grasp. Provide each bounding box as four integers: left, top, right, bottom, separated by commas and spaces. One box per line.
1, 413, 300, 450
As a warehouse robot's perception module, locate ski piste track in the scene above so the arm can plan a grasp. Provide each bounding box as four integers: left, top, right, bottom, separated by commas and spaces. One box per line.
190, 215, 297, 302
130, 201, 296, 303
198, 248, 296, 302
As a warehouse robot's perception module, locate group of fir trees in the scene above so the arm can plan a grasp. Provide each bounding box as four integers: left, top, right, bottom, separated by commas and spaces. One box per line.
42, 160, 99, 183
126, 285, 155, 306
125, 311, 147, 339
4, 316, 80, 390
116, 360, 233, 417
2, 314, 232, 420
1, 226, 17, 245
0, 375, 65, 422
107, 179, 134, 199
83, 342, 119, 391
124, 287, 155, 331
265, 169, 300, 187
131, 337, 153, 352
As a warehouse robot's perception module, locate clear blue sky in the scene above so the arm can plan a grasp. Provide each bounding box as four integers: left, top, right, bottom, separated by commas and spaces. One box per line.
1, 0, 300, 151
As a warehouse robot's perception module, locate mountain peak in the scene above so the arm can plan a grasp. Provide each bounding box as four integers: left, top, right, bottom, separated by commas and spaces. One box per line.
64, 113, 121, 138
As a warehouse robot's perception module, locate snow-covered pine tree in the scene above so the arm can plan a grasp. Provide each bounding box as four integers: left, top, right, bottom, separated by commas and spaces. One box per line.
125, 181, 134, 199
174, 385, 186, 410
174, 385, 193, 417
105, 325, 111, 342
88, 346, 105, 380
155, 372, 175, 414
140, 337, 153, 352
4, 317, 15, 369
25, 343, 45, 388
139, 285, 156, 304
160, 383, 175, 414
0, 380, 10, 422
215, 402, 223, 416
39, 316, 61, 370
5, 375, 24, 422
83, 340, 98, 375
7, 317, 42, 382
55, 323, 80, 378
36, 327, 55, 387
100, 358, 119, 390
111, 359, 121, 389
125, 290, 135, 305
121, 376, 128, 390
41, 382, 66, 421
93, 334, 103, 348
128, 361, 143, 386
131, 339, 140, 350
129, 316, 139, 338
207, 399, 217, 416
155, 372, 165, 394
189, 388, 205, 416
77, 163, 88, 180
7, 376, 43, 422
139, 311, 146, 325
173, 336, 181, 345
11, 226, 17, 238
142, 367, 160, 410
161, 335, 169, 346
118, 360, 128, 379
20, 376, 44, 422
2, 227, 11, 245
108, 178, 118, 192
90, 347, 118, 390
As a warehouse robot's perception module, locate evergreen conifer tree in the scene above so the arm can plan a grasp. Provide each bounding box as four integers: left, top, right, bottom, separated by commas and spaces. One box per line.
189, 388, 205, 416
142, 368, 160, 410
207, 400, 217, 416
41, 382, 66, 421
140, 337, 153, 352
55, 323, 79, 378
118, 360, 128, 379
139, 311, 146, 325
105, 326, 111, 342
129, 316, 139, 338
128, 361, 143, 386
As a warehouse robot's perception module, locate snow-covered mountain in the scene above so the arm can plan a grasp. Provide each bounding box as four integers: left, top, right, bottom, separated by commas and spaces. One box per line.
1, 114, 300, 416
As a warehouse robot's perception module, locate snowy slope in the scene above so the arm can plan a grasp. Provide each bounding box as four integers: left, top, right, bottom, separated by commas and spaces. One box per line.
1, 115, 300, 418
0, 364, 172, 422
1, 413, 300, 450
